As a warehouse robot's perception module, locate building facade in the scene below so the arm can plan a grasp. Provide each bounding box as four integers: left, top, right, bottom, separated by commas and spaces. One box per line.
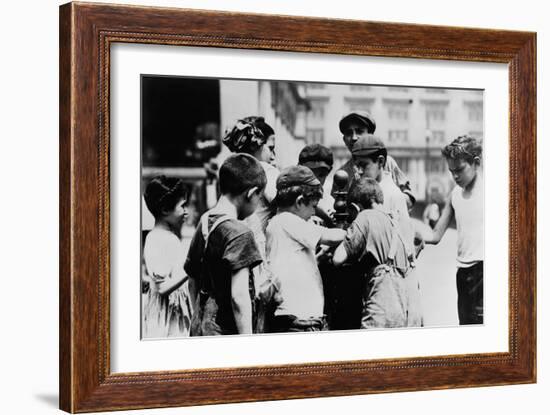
141, 77, 309, 230
303, 83, 484, 202
219, 79, 308, 168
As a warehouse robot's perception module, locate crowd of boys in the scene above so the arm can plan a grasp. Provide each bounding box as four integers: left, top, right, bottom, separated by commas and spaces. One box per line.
142, 110, 484, 337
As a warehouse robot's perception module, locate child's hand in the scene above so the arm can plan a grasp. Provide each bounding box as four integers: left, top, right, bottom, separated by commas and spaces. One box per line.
151, 273, 167, 283
316, 245, 333, 263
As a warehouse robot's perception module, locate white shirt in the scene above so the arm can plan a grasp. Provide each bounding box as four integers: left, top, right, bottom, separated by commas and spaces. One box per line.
266, 212, 324, 319
378, 172, 415, 257
243, 162, 279, 288
451, 176, 484, 267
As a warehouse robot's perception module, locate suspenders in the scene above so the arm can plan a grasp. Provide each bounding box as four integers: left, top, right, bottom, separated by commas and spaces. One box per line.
199, 212, 232, 295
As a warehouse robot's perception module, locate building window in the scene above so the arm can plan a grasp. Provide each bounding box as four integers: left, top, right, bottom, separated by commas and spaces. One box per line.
430, 130, 446, 145
271, 82, 303, 132
309, 99, 326, 120
425, 103, 447, 122
464, 101, 483, 122
386, 100, 409, 121
350, 84, 371, 91
388, 129, 409, 144
344, 97, 374, 115
389, 106, 408, 120
306, 128, 324, 144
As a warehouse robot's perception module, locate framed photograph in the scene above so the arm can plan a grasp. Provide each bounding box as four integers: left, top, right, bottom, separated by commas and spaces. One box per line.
59, 2, 536, 412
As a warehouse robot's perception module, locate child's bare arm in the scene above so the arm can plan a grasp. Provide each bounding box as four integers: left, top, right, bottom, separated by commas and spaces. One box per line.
155, 266, 187, 296
231, 268, 253, 334
425, 196, 454, 244
319, 228, 346, 246
332, 243, 348, 267
331, 221, 365, 266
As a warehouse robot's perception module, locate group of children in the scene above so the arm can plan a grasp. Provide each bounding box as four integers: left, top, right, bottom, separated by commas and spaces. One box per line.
142, 113, 484, 338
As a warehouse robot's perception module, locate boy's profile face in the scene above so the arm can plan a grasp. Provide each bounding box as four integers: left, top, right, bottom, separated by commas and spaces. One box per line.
163, 197, 188, 230
238, 188, 262, 220
295, 197, 319, 221
342, 121, 369, 151
353, 155, 383, 181
446, 157, 479, 189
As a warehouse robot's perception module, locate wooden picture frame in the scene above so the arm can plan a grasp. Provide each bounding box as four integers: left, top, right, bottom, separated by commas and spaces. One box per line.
59, 2, 536, 412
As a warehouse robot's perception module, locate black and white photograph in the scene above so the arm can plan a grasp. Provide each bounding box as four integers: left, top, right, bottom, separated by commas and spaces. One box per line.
140, 76, 484, 339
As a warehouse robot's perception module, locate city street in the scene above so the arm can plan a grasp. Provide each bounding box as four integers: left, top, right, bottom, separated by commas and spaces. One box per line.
416, 228, 459, 327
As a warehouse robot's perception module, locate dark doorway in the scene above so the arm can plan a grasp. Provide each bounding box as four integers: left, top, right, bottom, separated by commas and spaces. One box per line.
141, 76, 221, 167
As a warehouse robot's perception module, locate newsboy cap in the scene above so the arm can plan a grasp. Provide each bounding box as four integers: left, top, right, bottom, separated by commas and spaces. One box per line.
276, 165, 321, 190
351, 135, 386, 156
339, 110, 376, 134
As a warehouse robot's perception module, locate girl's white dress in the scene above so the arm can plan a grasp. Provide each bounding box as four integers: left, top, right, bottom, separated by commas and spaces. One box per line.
142, 227, 193, 338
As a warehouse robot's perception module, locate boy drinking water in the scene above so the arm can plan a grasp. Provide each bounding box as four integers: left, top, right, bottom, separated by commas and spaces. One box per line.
185, 154, 267, 335
333, 178, 414, 328
425, 135, 484, 325
266, 166, 345, 333
350, 135, 415, 255
348, 135, 422, 326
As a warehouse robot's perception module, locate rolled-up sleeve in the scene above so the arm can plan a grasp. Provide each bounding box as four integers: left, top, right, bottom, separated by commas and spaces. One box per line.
223, 231, 263, 271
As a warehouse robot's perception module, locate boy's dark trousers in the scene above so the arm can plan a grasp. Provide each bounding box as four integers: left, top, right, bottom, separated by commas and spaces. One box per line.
456, 261, 484, 325
320, 262, 363, 330
270, 314, 328, 333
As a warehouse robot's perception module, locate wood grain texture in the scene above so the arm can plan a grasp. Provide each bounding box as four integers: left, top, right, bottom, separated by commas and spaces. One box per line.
59, 3, 73, 412
59, 2, 537, 412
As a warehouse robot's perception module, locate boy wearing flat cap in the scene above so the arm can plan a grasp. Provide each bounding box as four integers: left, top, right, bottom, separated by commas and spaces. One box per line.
351, 135, 415, 256
266, 166, 345, 333
350, 135, 423, 326
332, 110, 416, 209
333, 177, 413, 328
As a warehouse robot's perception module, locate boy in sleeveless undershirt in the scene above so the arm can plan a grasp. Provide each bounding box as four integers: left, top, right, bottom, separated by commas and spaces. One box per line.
425, 135, 484, 325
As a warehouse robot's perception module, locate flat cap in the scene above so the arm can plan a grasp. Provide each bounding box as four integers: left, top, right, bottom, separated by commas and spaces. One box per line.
276, 165, 321, 190
351, 134, 386, 156
339, 110, 376, 134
